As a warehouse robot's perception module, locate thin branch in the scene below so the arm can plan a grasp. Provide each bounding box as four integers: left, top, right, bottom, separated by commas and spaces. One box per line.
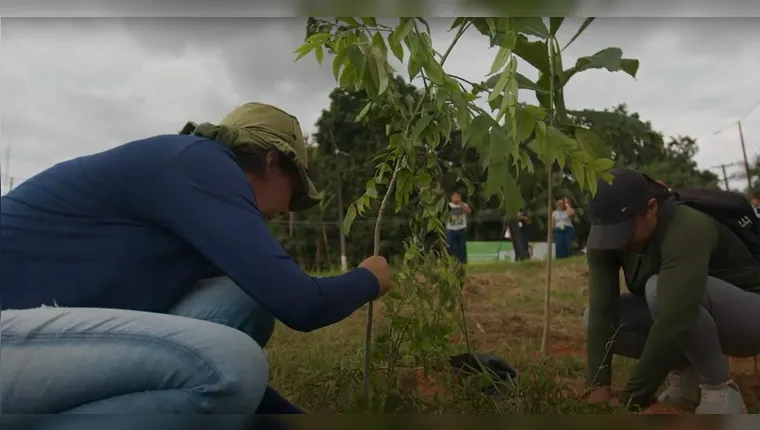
449, 74, 478, 87
363, 164, 400, 401
540, 37, 559, 356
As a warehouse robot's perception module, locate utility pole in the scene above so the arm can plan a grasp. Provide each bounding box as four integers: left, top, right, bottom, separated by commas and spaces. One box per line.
330, 131, 349, 273
711, 163, 732, 191
335, 149, 348, 272
738, 120, 753, 192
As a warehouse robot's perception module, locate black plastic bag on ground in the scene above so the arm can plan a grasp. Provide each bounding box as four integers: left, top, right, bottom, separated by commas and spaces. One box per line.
448, 352, 518, 395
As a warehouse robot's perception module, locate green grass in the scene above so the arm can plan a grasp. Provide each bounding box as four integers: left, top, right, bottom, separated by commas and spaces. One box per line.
273, 257, 759, 414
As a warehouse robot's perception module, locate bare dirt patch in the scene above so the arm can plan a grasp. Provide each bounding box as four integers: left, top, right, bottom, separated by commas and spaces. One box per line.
457, 266, 760, 413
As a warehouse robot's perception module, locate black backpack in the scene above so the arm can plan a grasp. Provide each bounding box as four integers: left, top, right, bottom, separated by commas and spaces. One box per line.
672, 187, 760, 257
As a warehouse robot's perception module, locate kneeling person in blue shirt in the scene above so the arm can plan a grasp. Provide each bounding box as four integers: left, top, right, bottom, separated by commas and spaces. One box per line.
0, 102, 392, 419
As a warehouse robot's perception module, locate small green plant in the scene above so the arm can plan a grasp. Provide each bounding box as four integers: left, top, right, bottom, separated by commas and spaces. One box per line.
295, 17, 638, 408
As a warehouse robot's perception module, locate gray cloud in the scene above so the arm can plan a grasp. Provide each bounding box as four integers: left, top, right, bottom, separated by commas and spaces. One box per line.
2, 17, 760, 195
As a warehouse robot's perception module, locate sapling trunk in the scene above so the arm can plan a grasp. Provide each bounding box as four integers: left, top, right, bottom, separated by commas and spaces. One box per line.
541, 169, 553, 355
541, 37, 558, 356
363, 166, 400, 401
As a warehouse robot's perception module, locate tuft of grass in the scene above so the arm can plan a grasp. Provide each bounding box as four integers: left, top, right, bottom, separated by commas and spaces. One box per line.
272, 257, 759, 413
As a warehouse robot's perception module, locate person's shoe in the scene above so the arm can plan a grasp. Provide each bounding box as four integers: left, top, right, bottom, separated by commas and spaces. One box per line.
657, 367, 700, 408
694, 380, 747, 414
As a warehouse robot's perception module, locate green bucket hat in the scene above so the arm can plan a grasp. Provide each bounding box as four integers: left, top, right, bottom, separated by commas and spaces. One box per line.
180, 102, 320, 212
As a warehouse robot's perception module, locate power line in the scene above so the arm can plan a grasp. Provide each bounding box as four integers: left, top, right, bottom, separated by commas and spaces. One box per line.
740, 94, 760, 122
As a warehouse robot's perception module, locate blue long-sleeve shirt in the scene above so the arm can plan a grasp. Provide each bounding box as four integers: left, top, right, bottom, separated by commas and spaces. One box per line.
0, 135, 379, 332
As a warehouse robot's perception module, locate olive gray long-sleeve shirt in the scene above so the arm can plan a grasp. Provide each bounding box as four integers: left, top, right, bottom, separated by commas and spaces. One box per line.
586, 205, 760, 408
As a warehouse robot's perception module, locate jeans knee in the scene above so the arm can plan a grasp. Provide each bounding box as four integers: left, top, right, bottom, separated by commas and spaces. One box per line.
176, 277, 276, 347
212, 329, 270, 413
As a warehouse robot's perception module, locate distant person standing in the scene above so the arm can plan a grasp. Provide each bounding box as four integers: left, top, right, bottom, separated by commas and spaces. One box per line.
446, 191, 471, 264
507, 209, 531, 261
551, 197, 576, 259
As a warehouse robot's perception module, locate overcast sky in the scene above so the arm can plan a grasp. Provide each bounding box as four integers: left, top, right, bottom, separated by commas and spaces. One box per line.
2, 17, 760, 194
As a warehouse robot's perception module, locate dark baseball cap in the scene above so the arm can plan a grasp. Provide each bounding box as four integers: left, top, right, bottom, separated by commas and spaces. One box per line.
587, 169, 656, 250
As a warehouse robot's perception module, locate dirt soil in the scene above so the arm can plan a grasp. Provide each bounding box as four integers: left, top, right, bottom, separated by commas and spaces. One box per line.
445, 269, 760, 414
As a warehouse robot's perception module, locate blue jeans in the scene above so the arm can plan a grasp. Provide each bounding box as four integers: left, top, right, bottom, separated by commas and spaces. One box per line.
446, 229, 467, 263
553, 226, 575, 259
0, 277, 274, 425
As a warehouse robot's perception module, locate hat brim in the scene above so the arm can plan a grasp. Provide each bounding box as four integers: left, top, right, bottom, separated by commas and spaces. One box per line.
587, 218, 635, 250
268, 138, 320, 212
290, 165, 320, 212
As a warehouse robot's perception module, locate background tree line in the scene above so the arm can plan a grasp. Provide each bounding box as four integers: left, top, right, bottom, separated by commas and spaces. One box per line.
269, 76, 720, 271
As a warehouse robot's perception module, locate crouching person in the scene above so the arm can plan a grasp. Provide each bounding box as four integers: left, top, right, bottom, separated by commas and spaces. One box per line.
581, 169, 760, 414
0, 102, 392, 423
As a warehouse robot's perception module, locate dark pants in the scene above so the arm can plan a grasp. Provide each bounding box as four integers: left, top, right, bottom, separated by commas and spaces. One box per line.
509, 222, 530, 261
553, 226, 574, 259
582, 276, 760, 385
446, 228, 467, 263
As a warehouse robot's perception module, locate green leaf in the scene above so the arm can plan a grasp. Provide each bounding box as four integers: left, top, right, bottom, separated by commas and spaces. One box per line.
574, 127, 610, 158
520, 149, 535, 173
515, 73, 545, 92
576, 47, 623, 72
412, 115, 433, 143
365, 178, 379, 199
388, 35, 404, 62
586, 168, 599, 195
406, 36, 424, 80
338, 64, 355, 88
360, 17, 377, 26
423, 57, 446, 85
620, 59, 640, 78
523, 104, 547, 120
514, 107, 537, 143
489, 126, 512, 163
502, 169, 524, 216
600, 171, 614, 184
563, 48, 639, 87
485, 72, 541, 92
471, 18, 491, 38
314, 45, 324, 64
343, 204, 357, 236
332, 50, 346, 81
449, 17, 466, 30
355, 101, 373, 123
513, 17, 550, 39
490, 17, 516, 48
372, 32, 387, 58
571, 158, 586, 189
394, 17, 414, 42
306, 32, 330, 44
416, 17, 431, 34
549, 17, 564, 36
556, 146, 566, 169
376, 63, 389, 95
337, 17, 359, 26
489, 46, 512, 75
513, 35, 549, 74
488, 61, 512, 102
294, 43, 315, 61
561, 18, 595, 52
466, 114, 492, 148
591, 157, 615, 171
485, 161, 507, 197
344, 44, 365, 76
